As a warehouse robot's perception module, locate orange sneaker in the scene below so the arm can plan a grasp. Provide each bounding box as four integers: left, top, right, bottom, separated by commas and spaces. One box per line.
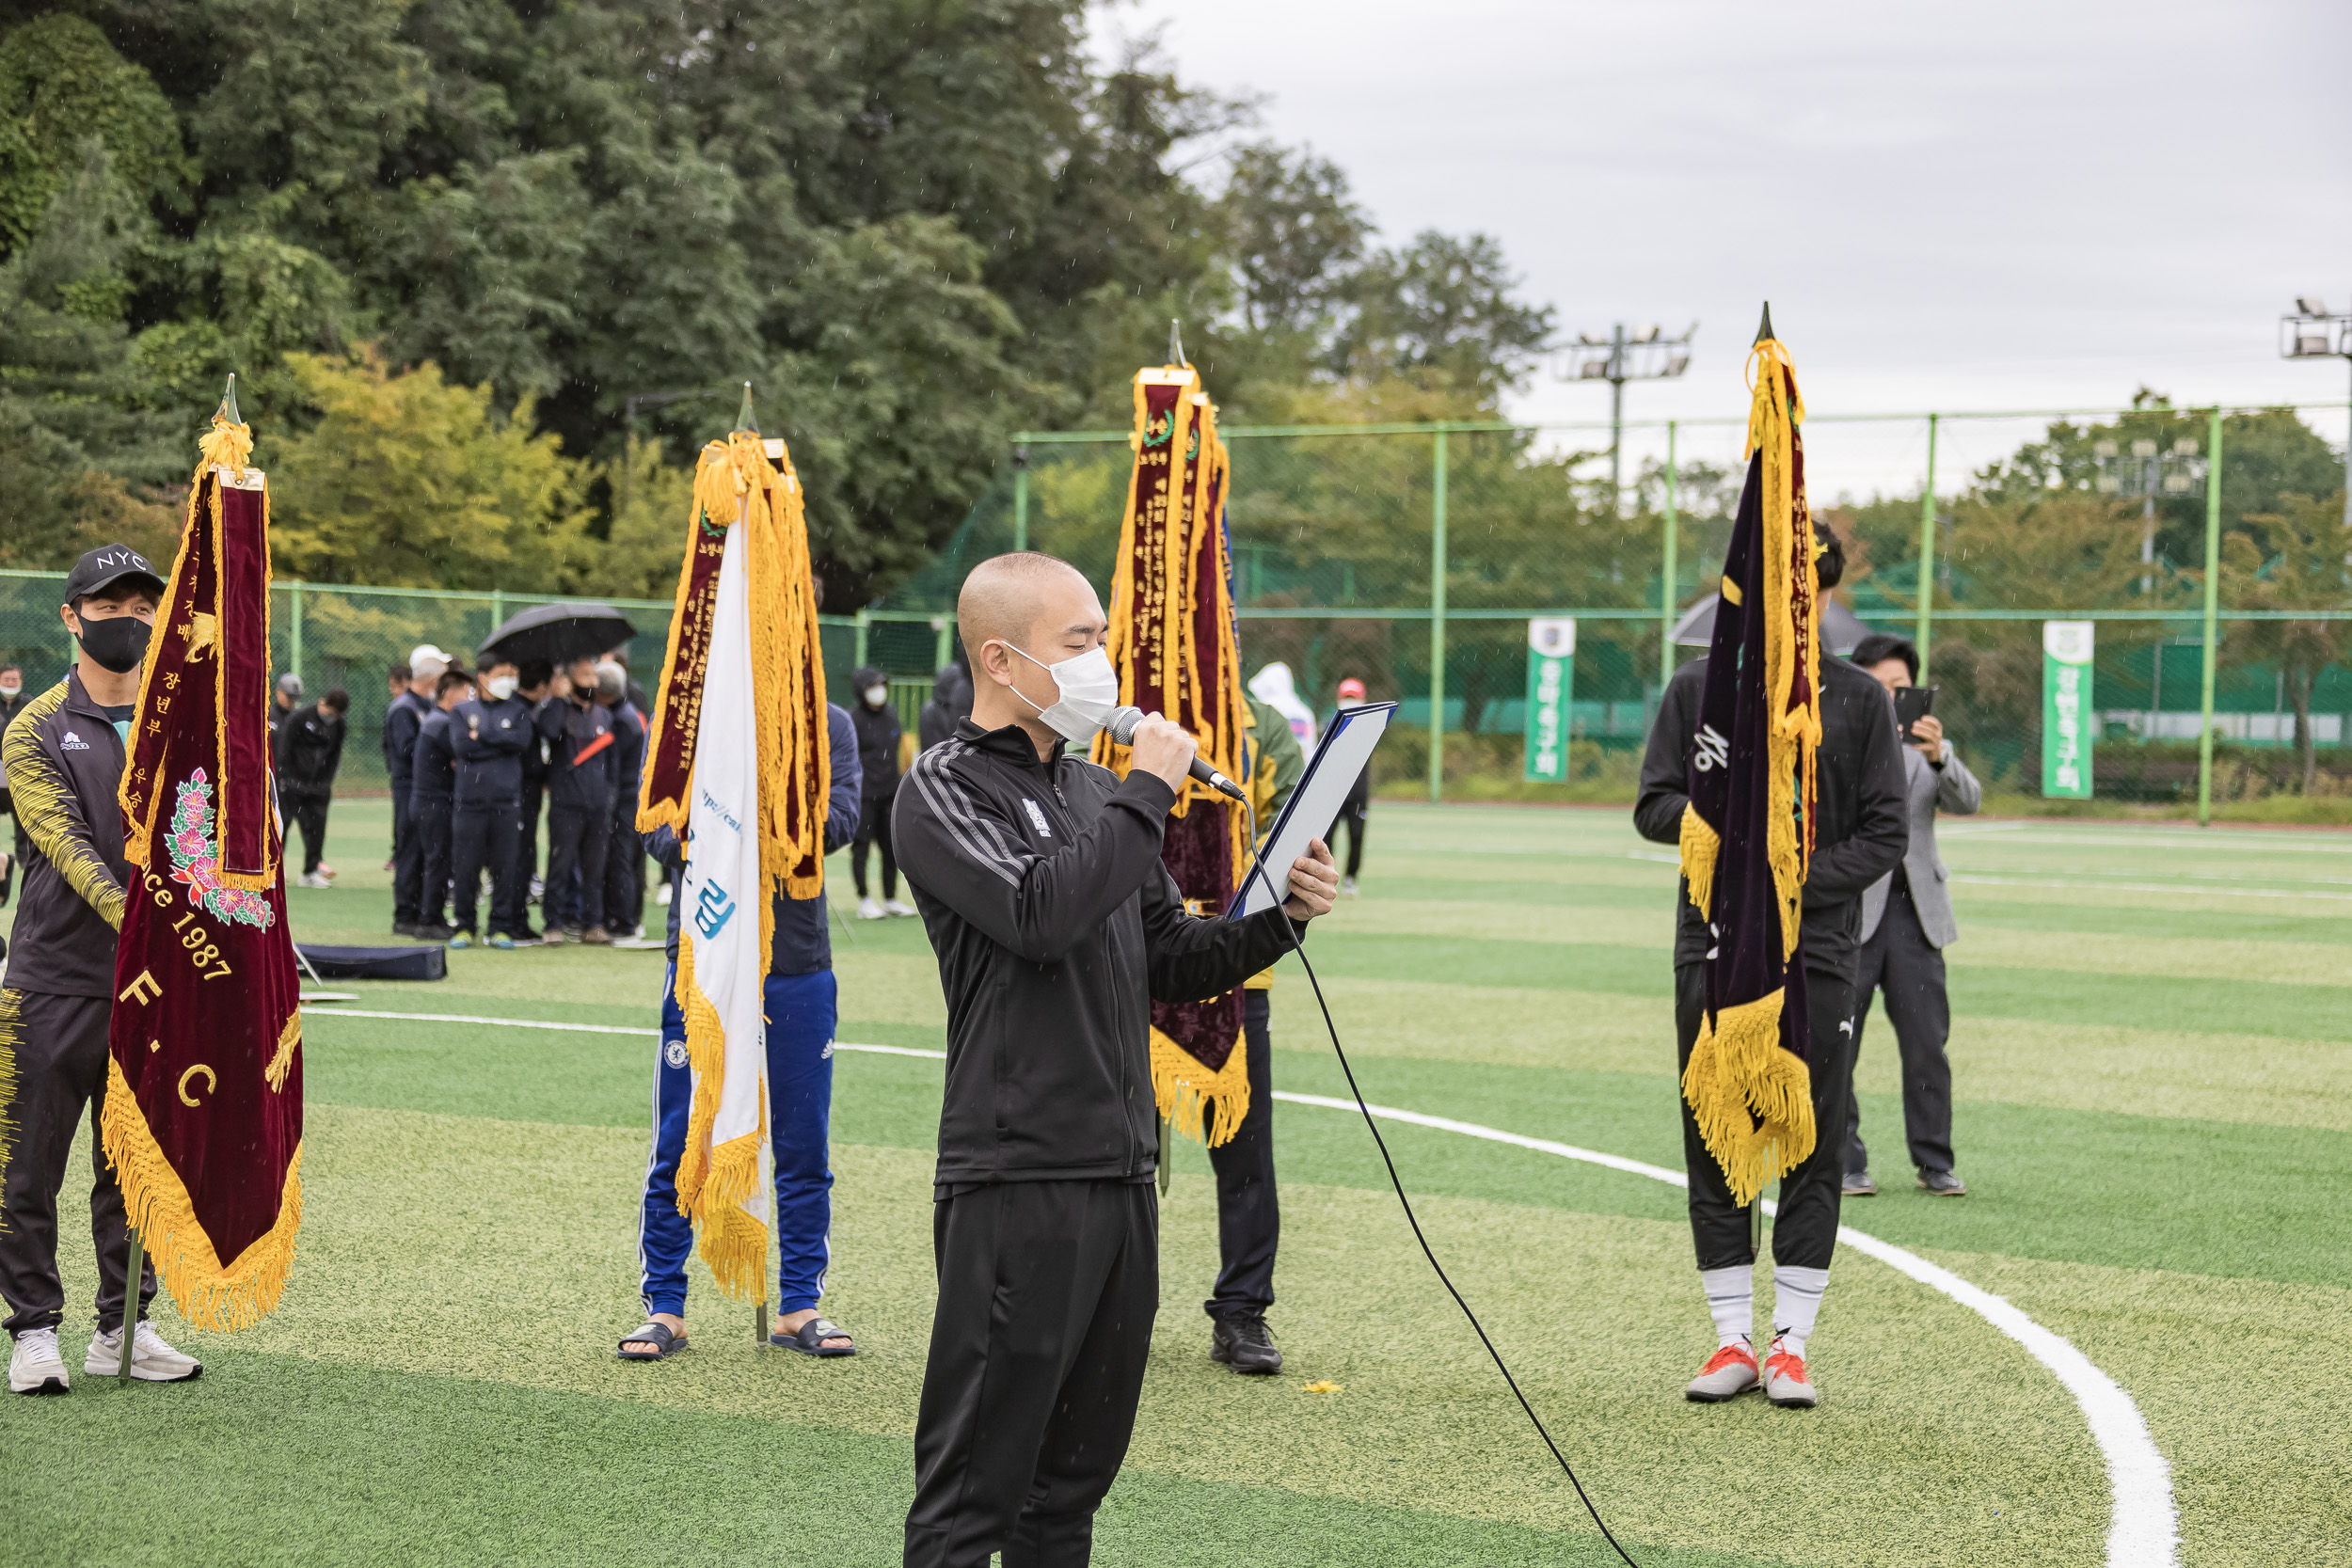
1683, 1340, 1758, 1402
1763, 1337, 1819, 1407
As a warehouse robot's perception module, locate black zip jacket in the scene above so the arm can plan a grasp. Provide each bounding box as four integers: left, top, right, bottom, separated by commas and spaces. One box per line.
450, 694, 532, 805
534, 695, 614, 808
1634, 654, 1909, 984
849, 694, 901, 801
275, 699, 346, 799
411, 709, 458, 802
895, 718, 1305, 1188
2, 673, 129, 996
384, 689, 430, 798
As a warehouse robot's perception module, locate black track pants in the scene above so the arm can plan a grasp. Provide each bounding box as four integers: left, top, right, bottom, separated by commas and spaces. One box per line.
412, 796, 454, 930
1676, 960, 1855, 1273
1845, 893, 1956, 1176
904, 1179, 1157, 1568
450, 802, 521, 937
287, 792, 331, 876
851, 802, 898, 898
0, 990, 156, 1336
544, 799, 612, 932
1203, 989, 1278, 1321
390, 787, 422, 923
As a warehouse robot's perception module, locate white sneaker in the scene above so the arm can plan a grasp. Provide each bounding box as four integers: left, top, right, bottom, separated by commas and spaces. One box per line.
9, 1328, 69, 1395
296, 872, 331, 889
856, 896, 885, 921
654, 882, 673, 907
882, 898, 917, 918
85, 1322, 201, 1383
1340, 876, 1359, 897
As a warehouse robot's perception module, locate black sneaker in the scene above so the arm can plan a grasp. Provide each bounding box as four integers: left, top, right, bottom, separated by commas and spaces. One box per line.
1210, 1314, 1282, 1375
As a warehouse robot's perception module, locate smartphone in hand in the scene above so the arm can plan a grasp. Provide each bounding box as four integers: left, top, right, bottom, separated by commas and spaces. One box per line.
1893, 685, 1936, 741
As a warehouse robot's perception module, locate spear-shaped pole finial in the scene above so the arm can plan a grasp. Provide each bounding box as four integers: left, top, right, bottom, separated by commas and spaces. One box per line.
218, 372, 241, 427
732, 381, 758, 436
1168, 318, 1187, 369
1754, 302, 1775, 345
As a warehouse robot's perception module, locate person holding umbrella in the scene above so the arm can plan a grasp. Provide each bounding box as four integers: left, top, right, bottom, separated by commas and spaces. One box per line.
536, 657, 617, 942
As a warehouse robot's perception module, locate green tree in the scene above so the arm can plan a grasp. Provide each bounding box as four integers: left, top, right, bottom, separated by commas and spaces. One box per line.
2215, 491, 2352, 792
267, 349, 591, 591
0, 12, 192, 256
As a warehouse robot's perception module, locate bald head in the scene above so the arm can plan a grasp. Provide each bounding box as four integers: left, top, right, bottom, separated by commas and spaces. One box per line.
960, 552, 1109, 752
957, 552, 1099, 657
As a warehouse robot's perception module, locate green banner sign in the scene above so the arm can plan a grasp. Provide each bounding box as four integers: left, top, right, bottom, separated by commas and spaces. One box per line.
2042, 620, 2094, 799
1523, 617, 1575, 783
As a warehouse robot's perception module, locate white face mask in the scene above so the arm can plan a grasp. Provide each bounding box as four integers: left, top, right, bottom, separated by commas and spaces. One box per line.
0, 684, 19, 699
485, 675, 517, 702
998, 642, 1120, 745
864, 685, 888, 707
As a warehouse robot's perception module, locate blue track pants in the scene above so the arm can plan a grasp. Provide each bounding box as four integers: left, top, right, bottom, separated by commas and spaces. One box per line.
639, 963, 837, 1318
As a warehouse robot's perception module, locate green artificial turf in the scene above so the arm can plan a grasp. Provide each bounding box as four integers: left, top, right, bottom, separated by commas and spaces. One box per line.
3, 799, 2344, 1565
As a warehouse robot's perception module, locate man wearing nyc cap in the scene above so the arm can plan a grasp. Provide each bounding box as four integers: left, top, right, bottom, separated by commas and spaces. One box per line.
894, 551, 1340, 1567
2, 546, 202, 1393
387, 645, 450, 936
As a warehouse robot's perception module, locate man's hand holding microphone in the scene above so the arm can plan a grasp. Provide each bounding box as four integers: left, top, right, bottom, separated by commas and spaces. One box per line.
1125, 710, 1340, 921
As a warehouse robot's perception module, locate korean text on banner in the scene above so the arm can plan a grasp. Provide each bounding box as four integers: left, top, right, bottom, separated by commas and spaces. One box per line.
1523, 617, 1575, 783
2042, 620, 2095, 799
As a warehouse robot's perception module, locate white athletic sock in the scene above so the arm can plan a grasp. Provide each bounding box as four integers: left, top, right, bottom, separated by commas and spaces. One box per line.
1772, 1264, 1829, 1358
1700, 1265, 1753, 1348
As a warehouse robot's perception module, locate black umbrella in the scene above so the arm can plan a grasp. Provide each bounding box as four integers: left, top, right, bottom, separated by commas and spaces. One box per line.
1671, 594, 1873, 656
476, 601, 639, 666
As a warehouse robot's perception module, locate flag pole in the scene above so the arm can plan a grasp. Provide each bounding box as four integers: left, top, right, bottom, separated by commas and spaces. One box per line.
118, 1227, 144, 1381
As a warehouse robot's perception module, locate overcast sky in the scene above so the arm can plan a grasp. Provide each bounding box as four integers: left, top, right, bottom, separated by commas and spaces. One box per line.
1097, 0, 2352, 500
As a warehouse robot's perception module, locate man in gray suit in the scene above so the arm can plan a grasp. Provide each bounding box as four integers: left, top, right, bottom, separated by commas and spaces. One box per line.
1844, 634, 1981, 1198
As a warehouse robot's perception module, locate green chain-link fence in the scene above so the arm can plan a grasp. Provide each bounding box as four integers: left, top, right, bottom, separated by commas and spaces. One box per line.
866, 403, 2352, 820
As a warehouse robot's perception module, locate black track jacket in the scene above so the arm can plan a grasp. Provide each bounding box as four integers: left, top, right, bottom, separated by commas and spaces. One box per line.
1635, 654, 1909, 984
896, 719, 1305, 1189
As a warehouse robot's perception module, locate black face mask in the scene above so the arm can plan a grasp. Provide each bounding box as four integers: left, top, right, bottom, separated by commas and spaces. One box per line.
76, 615, 151, 674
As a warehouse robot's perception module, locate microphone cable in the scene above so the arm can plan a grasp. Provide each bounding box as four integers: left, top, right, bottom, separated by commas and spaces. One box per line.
1236, 799, 1645, 1568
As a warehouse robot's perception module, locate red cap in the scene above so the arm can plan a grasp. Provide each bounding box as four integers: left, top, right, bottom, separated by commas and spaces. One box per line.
1337, 677, 1367, 701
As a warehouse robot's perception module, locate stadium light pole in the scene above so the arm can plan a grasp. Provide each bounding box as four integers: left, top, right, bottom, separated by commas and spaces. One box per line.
2280, 298, 2352, 531
2091, 432, 2205, 594
1553, 322, 1696, 514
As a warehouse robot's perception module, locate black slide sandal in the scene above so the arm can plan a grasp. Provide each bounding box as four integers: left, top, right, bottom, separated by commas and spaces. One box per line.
616, 1322, 688, 1360
771, 1316, 856, 1357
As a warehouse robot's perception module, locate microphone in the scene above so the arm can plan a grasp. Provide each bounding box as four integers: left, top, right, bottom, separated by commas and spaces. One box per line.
1105, 706, 1247, 800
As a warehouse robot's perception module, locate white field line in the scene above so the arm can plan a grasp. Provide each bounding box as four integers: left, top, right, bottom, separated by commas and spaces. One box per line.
306, 1008, 2178, 1567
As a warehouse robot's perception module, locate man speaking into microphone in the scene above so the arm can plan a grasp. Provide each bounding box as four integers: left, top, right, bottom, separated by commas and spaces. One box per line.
896, 551, 1339, 1568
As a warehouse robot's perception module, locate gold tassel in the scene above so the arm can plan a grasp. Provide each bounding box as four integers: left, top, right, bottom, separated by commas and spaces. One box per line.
1680, 990, 1816, 1207
100, 1054, 301, 1330
264, 1010, 299, 1092
1151, 1024, 1251, 1148
1678, 802, 1720, 916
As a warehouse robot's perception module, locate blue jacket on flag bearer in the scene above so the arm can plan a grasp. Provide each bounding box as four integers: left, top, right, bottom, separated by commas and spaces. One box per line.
618, 390, 862, 1363
1632, 321, 1908, 1411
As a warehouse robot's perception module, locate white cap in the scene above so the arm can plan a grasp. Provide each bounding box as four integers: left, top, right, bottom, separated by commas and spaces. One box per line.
409, 643, 451, 678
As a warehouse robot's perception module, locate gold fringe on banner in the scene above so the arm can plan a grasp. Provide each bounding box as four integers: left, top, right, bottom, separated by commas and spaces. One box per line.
264, 1012, 299, 1093
1678, 990, 1813, 1208
1150, 1025, 1251, 1149
102, 1055, 302, 1331
1677, 801, 1720, 917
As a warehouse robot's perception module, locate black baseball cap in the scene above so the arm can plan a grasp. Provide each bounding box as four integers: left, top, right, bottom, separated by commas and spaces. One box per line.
61, 545, 166, 606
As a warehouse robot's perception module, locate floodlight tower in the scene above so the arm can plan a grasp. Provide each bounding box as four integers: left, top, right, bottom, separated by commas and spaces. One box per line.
2280, 297, 2352, 530
2090, 434, 2204, 594
1553, 321, 1696, 514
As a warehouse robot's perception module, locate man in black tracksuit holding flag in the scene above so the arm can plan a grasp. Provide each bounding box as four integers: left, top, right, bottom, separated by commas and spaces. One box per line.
895, 552, 1338, 1568
1636, 522, 1907, 1409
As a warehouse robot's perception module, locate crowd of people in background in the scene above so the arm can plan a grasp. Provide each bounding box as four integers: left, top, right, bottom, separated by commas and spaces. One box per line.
344, 642, 653, 949
174, 639, 1377, 951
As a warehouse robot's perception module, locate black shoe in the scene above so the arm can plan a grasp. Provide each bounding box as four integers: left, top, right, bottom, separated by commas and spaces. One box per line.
1917, 1168, 1967, 1196
1842, 1169, 1876, 1196
391, 921, 420, 938
1210, 1314, 1282, 1375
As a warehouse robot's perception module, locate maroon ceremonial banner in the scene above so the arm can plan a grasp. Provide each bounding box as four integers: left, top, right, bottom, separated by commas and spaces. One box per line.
1092, 365, 1252, 1144
101, 416, 304, 1329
